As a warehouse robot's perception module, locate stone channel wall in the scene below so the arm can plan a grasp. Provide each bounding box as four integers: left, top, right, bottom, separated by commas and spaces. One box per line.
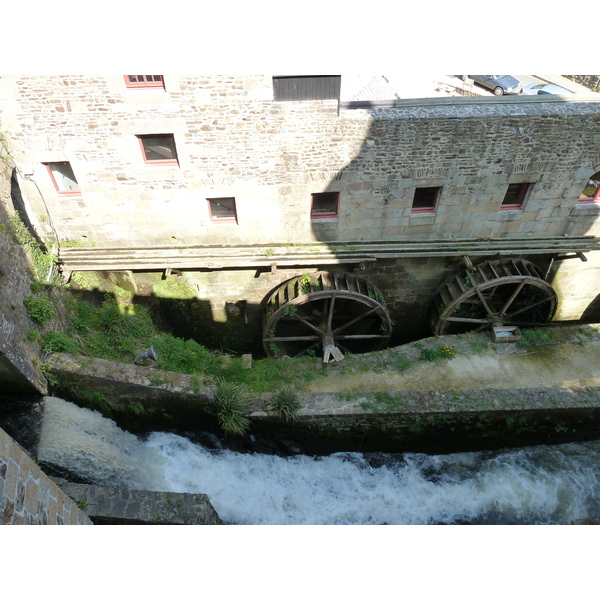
51, 478, 222, 525
0, 426, 91, 524
44, 334, 600, 455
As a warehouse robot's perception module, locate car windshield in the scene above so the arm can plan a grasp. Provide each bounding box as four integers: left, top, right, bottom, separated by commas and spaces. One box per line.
491, 75, 506, 79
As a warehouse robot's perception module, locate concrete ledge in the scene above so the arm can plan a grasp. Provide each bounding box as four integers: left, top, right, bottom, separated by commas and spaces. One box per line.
51, 478, 223, 525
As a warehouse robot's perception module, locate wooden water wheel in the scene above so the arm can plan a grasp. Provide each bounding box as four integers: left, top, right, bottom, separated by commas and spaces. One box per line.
430, 258, 557, 336
263, 271, 392, 360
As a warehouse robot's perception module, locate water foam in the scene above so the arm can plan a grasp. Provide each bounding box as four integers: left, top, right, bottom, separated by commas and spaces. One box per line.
37, 397, 600, 525
145, 433, 600, 525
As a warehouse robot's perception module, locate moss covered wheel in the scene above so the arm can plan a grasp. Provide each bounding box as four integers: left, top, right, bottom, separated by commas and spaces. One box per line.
430, 258, 558, 336
263, 271, 392, 360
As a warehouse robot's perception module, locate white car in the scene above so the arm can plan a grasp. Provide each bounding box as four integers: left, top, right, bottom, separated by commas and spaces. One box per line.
520, 82, 573, 96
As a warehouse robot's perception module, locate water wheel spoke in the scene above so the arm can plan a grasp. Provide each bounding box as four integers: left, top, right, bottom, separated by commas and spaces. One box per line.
474, 286, 496, 319
333, 305, 381, 335
336, 334, 390, 340
505, 295, 553, 319
326, 294, 336, 332
498, 280, 526, 318
293, 314, 326, 337
267, 335, 321, 342
335, 341, 351, 354
444, 316, 490, 324
292, 340, 321, 358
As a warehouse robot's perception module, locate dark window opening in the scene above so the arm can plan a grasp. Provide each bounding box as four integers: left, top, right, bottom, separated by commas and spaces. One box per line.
137, 134, 178, 164
45, 161, 80, 195
411, 187, 440, 213
125, 75, 164, 89
273, 76, 341, 102
501, 182, 530, 210
311, 192, 339, 218
208, 197, 237, 222
578, 172, 600, 204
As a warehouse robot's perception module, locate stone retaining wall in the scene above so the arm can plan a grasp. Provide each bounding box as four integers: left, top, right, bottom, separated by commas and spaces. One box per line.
51, 478, 222, 524
0, 426, 91, 524
43, 332, 600, 455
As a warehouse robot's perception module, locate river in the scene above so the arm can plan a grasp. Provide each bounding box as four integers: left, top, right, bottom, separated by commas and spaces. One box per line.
33, 396, 600, 525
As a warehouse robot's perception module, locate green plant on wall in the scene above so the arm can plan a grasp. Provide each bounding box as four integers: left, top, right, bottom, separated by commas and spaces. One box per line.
23, 294, 56, 325
8, 213, 60, 285
269, 386, 301, 422
214, 378, 251, 436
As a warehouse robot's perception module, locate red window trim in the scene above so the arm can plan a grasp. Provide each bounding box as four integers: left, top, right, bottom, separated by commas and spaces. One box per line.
44, 162, 81, 196
124, 75, 165, 89
500, 182, 530, 211
207, 198, 238, 223
411, 187, 440, 214
310, 192, 339, 219
577, 183, 600, 204
137, 134, 179, 166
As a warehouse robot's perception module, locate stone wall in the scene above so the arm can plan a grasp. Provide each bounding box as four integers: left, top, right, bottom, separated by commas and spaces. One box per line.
51, 478, 222, 524
0, 164, 49, 394
0, 426, 91, 524
563, 75, 600, 91
1, 76, 600, 247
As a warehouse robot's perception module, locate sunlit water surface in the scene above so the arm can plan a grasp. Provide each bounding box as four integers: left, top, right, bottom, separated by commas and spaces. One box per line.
37, 397, 600, 525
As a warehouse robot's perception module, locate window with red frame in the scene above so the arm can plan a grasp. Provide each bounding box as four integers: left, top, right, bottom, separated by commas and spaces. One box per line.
208, 197, 237, 222
124, 75, 164, 89
501, 182, 530, 210
137, 134, 178, 165
411, 186, 440, 214
45, 162, 80, 195
311, 192, 339, 218
578, 172, 600, 204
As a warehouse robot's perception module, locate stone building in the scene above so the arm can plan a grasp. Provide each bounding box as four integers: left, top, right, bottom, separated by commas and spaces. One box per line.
1, 75, 600, 354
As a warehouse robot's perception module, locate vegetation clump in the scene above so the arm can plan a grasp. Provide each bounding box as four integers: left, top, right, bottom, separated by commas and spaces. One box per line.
269, 386, 302, 422
214, 378, 251, 436
23, 293, 56, 325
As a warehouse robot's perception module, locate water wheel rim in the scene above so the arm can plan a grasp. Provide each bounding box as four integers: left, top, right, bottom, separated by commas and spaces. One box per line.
263, 279, 392, 358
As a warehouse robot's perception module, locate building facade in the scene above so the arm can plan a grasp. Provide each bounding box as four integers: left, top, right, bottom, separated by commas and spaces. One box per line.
1, 75, 600, 352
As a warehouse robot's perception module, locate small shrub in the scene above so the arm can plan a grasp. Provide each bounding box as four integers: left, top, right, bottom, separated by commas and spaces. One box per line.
269, 386, 301, 422
419, 347, 438, 362
40, 331, 79, 353
214, 378, 250, 436
23, 294, 56, 325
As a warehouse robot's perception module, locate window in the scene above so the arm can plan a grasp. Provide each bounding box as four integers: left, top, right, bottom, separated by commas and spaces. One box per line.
45, 162, 80, 195
311, 192, 339, 219
273, 76, 341, 102
411, 187, 440, 214
124, 75, 164, 89
208, 197, 237, 222
501, 182, 530, 210
137, 134, 178, 165
578, 172, 600, 204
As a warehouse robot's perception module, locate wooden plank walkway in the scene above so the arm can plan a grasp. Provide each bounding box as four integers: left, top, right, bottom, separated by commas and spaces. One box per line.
57, 236, 600, 275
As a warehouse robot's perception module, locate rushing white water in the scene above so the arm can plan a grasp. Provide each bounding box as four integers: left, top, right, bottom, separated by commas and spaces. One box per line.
37, 397, 600, 525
